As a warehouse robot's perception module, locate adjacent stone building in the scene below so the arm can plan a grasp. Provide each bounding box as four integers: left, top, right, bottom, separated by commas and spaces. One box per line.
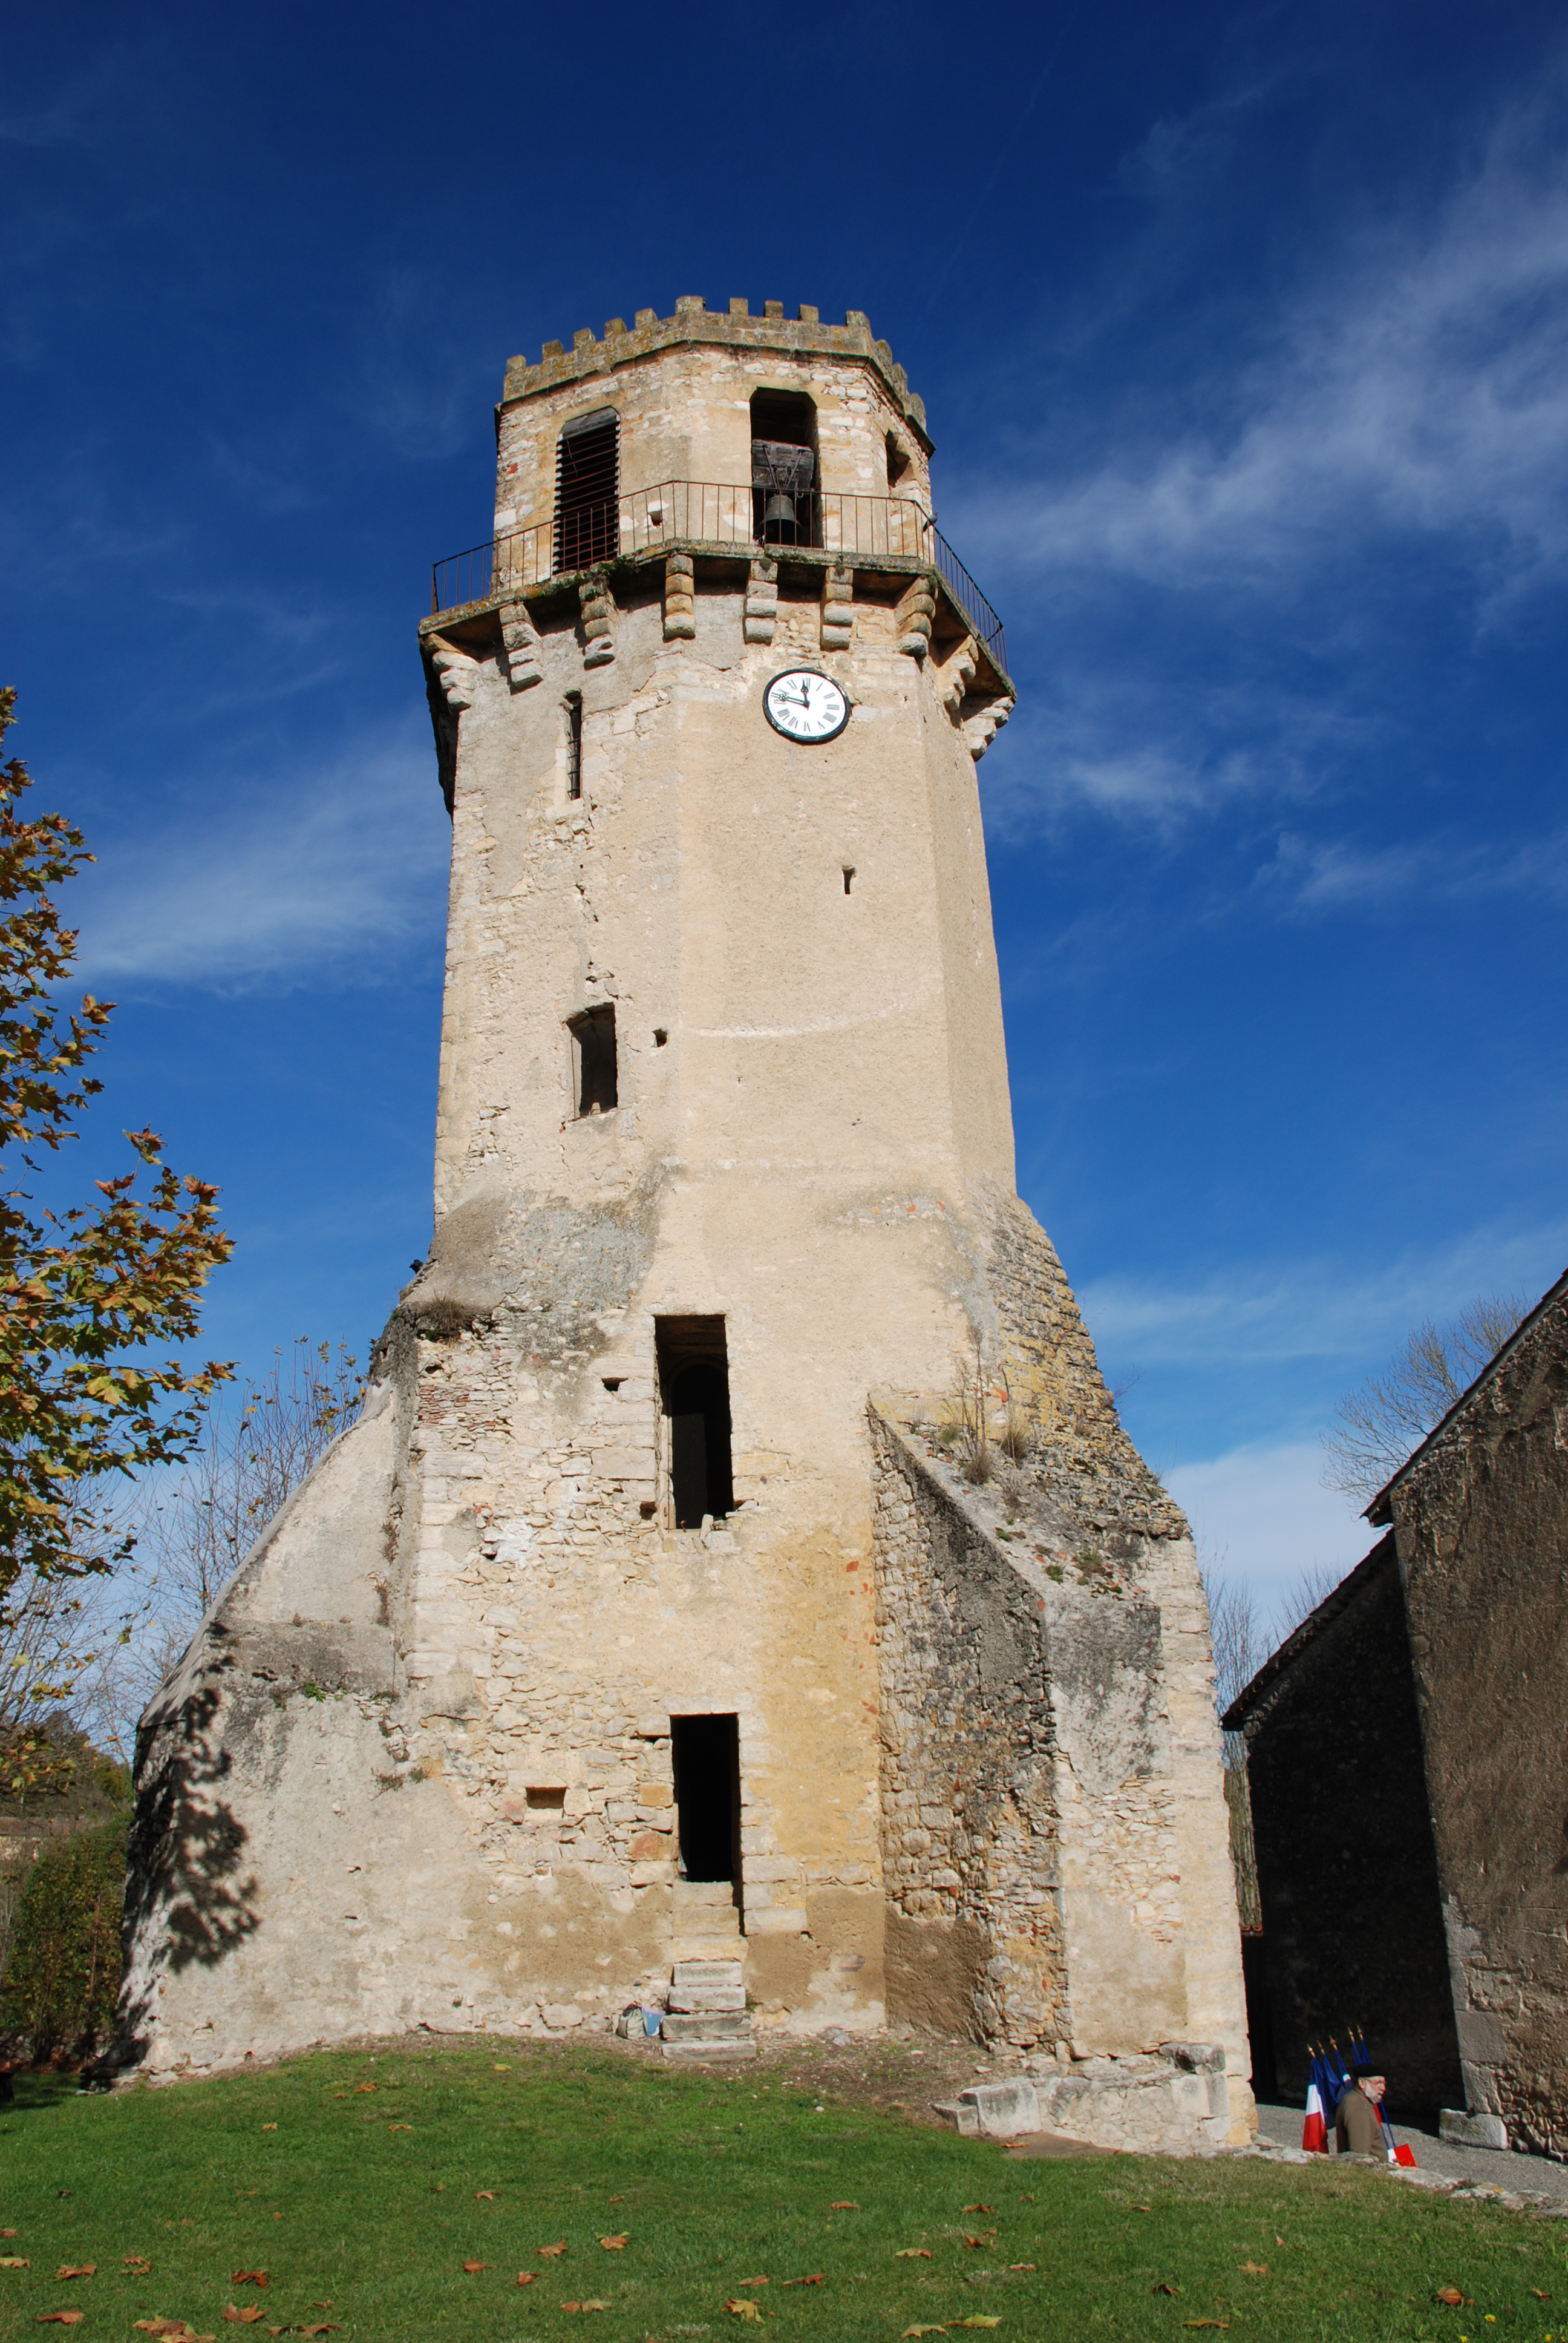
121, 297, 1252, 2145
1222, 1535, 1463, 2122
1229, 1267, 1568, 2152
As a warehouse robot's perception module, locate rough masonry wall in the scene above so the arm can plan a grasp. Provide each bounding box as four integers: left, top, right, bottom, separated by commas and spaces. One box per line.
871, 1407, 1067, 2045
1383, 1272, 1568, 2153
1235, 1536, 1462, 2122
871, 1391, 1253, 2140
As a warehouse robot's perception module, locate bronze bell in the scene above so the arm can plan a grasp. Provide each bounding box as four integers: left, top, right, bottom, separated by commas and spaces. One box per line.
763, 490, 796, 536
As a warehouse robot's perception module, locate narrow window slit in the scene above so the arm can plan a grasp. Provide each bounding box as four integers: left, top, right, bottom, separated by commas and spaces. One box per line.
565, 693, 583, 801
568, 1004, 616, 1116
843, 867, 855, 894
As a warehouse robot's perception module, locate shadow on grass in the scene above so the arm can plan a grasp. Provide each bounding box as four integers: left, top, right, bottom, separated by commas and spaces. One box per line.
0, 2067, 83, 2117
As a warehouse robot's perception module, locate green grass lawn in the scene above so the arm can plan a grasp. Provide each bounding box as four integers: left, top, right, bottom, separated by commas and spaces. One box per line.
0, 2042, 1562, 2342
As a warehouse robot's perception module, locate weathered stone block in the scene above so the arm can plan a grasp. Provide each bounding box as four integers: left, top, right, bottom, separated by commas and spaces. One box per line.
954, 2078, 1040, 2137
1441, 2108, 1509, 2149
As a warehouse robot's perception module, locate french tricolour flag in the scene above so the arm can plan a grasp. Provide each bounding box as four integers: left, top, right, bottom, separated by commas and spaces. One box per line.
1302, 2071, 1328, 2154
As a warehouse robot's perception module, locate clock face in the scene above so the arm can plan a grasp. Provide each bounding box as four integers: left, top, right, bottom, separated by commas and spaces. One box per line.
763, 668, 850, 744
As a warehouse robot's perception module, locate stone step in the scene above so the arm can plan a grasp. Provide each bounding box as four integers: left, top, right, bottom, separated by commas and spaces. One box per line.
672, 1959, 744, 1988
671, 1879, 737, 1908
667, 1985, 746, 2014
661, 2037, 758, 2063
671, 1930, 741, 1961
661, 2011, 751, 2043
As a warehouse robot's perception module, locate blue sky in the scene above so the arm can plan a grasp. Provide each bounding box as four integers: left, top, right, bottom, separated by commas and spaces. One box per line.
5, 0, 1567, 1622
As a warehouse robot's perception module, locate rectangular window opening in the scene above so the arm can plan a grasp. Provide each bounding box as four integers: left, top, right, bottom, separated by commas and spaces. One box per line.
554, 407, 620, 574
751, 388, 820, 548
525, 1786, 566, 1812
656, 1314, 734, 1527
670, 1712, 740, 1892
569, 1004, 617, 1116
565, 693, 583, 801
843, 867, 854, 894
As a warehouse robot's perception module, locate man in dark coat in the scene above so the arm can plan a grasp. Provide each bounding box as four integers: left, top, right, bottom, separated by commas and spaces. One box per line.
1336, 2066, 1388, 2157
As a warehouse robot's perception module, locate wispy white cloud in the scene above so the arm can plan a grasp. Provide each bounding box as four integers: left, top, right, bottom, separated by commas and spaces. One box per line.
70, 723, 449, 991
1080, 1219, 1568, 1371
1166, 1440, 1370, 1619
973, 90, 1568, 606
982, 672, 1370, 836
1260, 823, 1568, 909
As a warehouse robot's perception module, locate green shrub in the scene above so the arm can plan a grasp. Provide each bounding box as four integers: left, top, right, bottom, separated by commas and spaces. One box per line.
1, 1812, 128, 2057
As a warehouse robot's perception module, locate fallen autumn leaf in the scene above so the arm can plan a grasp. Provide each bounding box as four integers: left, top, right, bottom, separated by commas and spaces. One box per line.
1007, 2264, 1036, 2272
724, 2304, 763, 2322
1240, 2263, 1269, 2276
1437, 2291, 1469, 2309
462, 2262, 488, 2273
475, 2192, 495, 2202
54, 2267, 95, 2281
599, 2235, 628, 2251
0, 2258, 30, 2269
35, 2316, 84, 2327
962, 2206, 995, 2215
780, 2275, 824, 2287
955, 2323, 1003, 2333
895, 2249, 932, 2259
223, 2309, 265, 2324
230, 2275, 269, 2287
830, 2202, 860, 2211
516, 2274, 536, 2288
538, 2243, 567, 2258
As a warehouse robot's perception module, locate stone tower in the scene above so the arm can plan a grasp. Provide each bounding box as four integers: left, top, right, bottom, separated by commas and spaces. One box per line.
123, 298, 1252, 2144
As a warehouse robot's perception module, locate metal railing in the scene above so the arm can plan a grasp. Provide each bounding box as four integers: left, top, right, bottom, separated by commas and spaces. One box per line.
431, 482, 1007, 673
927, 523, 1007, 680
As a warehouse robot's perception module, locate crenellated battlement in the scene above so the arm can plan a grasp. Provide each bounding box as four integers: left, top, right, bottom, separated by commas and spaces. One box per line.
501, 299, 930, 449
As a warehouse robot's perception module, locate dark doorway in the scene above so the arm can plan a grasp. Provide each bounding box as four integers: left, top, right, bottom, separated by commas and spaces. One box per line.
671, 1712, 740, 1889
656, 1316, 734, 1525
555, 408, 619, 574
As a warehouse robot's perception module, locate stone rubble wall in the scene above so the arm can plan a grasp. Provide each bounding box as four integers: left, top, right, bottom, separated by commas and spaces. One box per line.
871, 1404, 1068, 2047
871, 1394, 1255, 2141
946, 2042, 1233, 2154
